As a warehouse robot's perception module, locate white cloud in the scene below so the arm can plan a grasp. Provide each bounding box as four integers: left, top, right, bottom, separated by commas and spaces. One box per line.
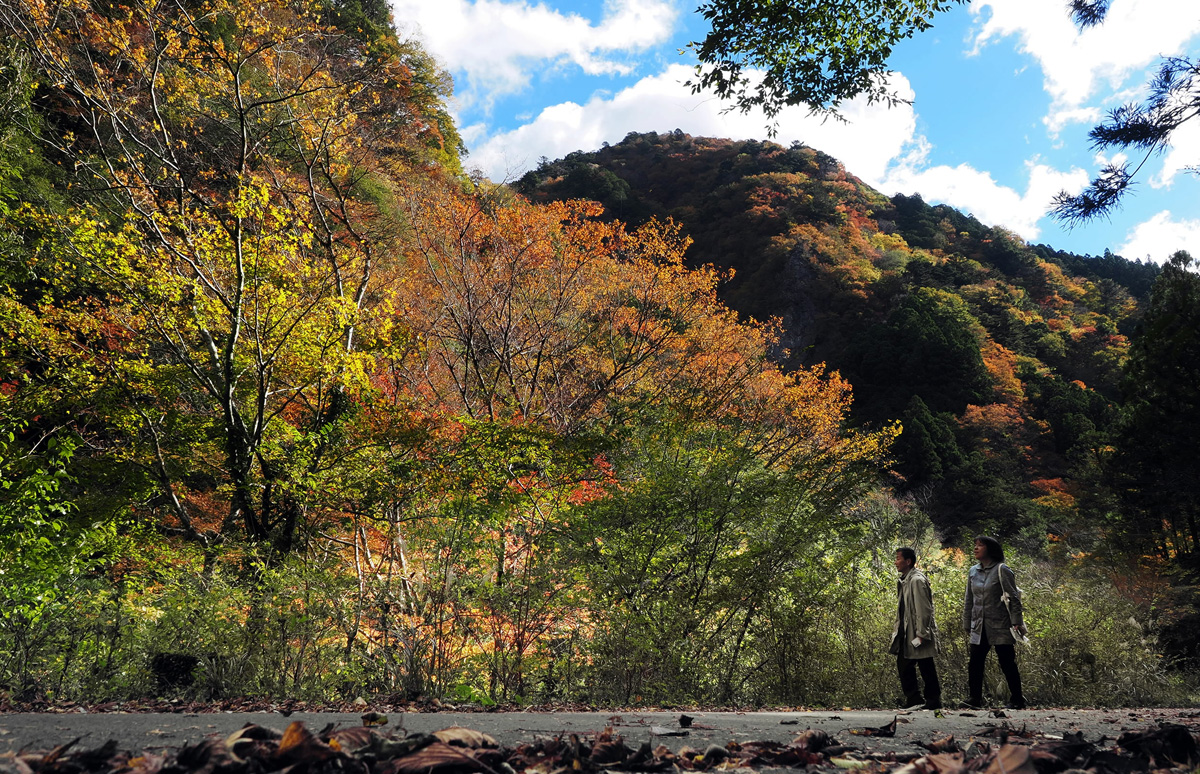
970, 0, 1200, 113
467, 65, 918, 184
877, 148, 1089, 241
1044, 106, 1101, 136
1120, 210, 1200, 262
1150, 117, 1200, 188
392, 0, 677, 107
1095, 150, 1128, 168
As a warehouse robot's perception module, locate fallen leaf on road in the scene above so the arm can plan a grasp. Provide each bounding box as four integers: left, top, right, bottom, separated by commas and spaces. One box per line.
923, 752, 969, 774
125, 753, 165, 774
849, 717, 897, 737
831, 757, 870, 769
432, 727, 497, 748
1116, 724, 1197, 765
917, 735, 960, 754
275, 720, 338, 767
791, 729, 832, 752
590, 729, 634, 765
382, 742, 484, 774
963, 739, 992, 761
974, 722, 1033, 741
326, 726, 374, 752
982, 744, 1035, 774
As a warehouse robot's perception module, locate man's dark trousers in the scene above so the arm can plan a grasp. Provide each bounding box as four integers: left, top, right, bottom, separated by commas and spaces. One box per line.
897, 655, 941, 708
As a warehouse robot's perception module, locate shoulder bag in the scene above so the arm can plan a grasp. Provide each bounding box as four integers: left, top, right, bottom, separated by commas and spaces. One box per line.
997, 563, 1030, 644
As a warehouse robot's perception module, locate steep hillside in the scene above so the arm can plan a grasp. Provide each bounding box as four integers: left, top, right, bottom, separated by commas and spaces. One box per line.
516, 131, 1161, 541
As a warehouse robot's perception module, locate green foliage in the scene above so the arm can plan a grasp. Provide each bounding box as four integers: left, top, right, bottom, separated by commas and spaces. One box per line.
1032, 245, 1160, 301
849, 287, 992, 418
321, 0, 394, 43
1013, 556, 1195, 707
1029, 374, 1113, 459
687, 0, 966, 127
0, 422, 130, 699
1112, 251, 1200, 555
566, 421, 870, 703
571, 493, 1195, 708
892, 193, 950, 251
0, 44, 31, 212
894, 395, 963, 485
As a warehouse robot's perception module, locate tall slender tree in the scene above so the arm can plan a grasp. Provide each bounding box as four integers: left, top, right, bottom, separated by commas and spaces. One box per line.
1112, 251, 1200, 555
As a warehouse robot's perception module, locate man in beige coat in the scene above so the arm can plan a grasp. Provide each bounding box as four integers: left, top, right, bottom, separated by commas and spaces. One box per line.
891, 547, 941, 710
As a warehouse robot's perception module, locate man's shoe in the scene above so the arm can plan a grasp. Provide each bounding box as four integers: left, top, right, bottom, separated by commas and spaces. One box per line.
958, 699, 985, 710
1004, 701, 1027, 710
903, 702, 926, 711
922, 702, 943, 710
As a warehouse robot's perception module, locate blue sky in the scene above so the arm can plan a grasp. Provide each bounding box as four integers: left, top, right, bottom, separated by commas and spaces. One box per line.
391, 0, 1200, 263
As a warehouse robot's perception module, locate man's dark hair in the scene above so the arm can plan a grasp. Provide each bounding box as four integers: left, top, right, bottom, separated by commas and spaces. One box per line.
974, 535, 1005, 563
896, 546, 917, 565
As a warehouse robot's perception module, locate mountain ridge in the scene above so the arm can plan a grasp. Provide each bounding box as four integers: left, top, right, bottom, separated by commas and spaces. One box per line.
515, 130, 1161, 541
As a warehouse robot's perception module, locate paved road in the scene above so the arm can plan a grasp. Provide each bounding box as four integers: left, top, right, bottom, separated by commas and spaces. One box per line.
2, 708, 1196, 756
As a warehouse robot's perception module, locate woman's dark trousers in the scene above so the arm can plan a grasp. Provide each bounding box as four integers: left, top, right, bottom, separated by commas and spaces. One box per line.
968, 628, 1024, 706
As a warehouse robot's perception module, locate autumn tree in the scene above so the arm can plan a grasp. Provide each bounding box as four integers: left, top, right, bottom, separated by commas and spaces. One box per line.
0, 0, 457, 556
340, 176, 898, 700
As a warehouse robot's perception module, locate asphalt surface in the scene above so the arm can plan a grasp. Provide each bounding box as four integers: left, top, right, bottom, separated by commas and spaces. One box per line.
2, 707, 1198, 756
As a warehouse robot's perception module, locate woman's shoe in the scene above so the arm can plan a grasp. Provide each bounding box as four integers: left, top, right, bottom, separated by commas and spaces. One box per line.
1004, 700, 1027, 710
958, 699, 985, 710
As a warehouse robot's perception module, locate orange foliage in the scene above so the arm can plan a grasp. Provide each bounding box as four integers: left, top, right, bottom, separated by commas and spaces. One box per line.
1031, 477, 1077, 510
386, 178, 889, 476
981, 340, 1024, 403
958, 403, 1026, 449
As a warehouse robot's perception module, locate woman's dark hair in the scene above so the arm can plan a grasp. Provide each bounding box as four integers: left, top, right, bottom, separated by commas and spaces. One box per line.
974, 535, 1004, 563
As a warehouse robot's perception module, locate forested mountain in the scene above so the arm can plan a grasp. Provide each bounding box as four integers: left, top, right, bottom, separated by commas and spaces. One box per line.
516, 132, 1163, 543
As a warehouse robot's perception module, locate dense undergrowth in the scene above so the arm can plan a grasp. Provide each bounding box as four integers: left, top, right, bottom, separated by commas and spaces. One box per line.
2, 491, 1194, 709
